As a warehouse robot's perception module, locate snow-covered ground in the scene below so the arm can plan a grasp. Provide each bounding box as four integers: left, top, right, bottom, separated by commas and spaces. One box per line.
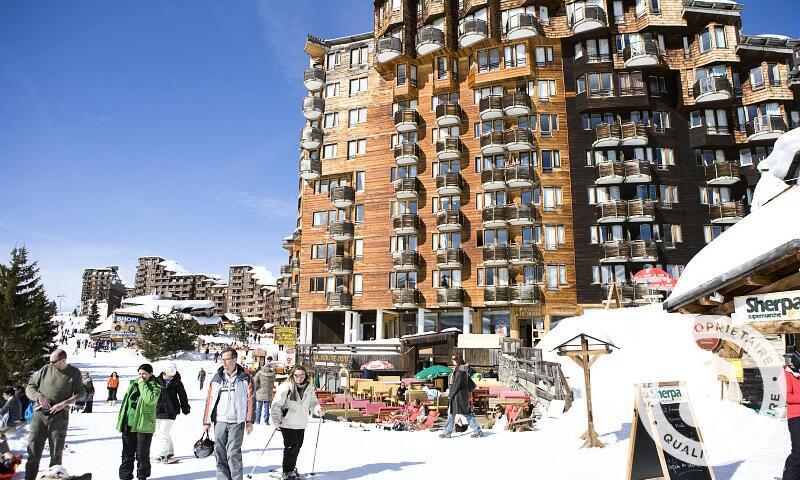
6, 307, 791, 479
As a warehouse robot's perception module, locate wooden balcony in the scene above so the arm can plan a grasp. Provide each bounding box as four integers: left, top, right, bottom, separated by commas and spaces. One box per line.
627, 199, 655, 222
291, 258, 300, 272
416, 26, 445, 56
326, 255, 354, 275
606, 283, 649, 306
435, 137, 463, 160
692, 76, 733, 103
435, 103, 462, 127
393, 213, 421, 234
622, 39, 660, 68
299, 157, 321, 180
394, 109, 420, 133
483, 243, 510, 266
436, 210, 463, 232
688, 122, 735, 149
623, 160, 652, 183
435, 171, 462, 195
482, 205, 509, 228
502, 92, 532, 117
479, 95, 503, 120
302, 96, 325, 121
705, 161, 740, 185
280, 265, 292, 278
329, 220, 354, 241
508, 243, 541, 265
709, 201, 746, 224
330, 186, 355, 209
746, 115, 787, 142
596, 200, 628, 223
620, 122, 648, 146
480, 131, 505, 155
392, 288, 420, 308
629, 241, 659, 262
510, 285, 542, 305
504, 127, 535, 152
596, 161, 624, 185
327, 292, 352, 310
393, 177, 419, 199
437, 287, 465, 307
593, 123, 622, 148
376, 36, 402, 64
505, 164, 536, 188
506, 203, 538, 226
392, 251, 420, 271
459, 18, 488, 48
569, 5, 607, 34
436, 248, 464, 268
303, 67, 325, 91
481, 167, 506, 190
484, 286, 511, 306
300, 126, 323, 150
278, 286, 292, 301
394, 143, 420, 166
600, 242, 630, 263
506, 13, 538, 40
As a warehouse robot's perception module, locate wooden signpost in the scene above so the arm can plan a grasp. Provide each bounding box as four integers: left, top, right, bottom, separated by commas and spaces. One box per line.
626, 381, 715, 480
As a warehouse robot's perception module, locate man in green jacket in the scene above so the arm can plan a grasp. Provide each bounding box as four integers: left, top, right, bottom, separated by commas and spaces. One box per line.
117, 364, 161, 480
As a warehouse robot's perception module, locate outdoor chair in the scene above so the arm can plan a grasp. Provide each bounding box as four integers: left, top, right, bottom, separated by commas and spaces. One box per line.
488, 386, 513, 396
349, 399, 370, 410
364, 402, 386, 416
411, 411, 439, 431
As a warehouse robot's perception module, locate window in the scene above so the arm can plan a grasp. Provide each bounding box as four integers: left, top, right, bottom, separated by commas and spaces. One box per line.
537, 79, 557, 99
539, 6, 549, 25
698, 30, 711, 53
326, 52, 340, 70
324, 82, 340, 98
353, 274, 363, 295
545, 265, 559, 289
356, 171, 365, 191
588, 186, 620, 204
559, 265, 568, 285
750, 66, 764, 89
473, 86, 502, 104
618, 71, 644, 96
703, 109, 729, 134
354, 204, 365, 223
309, 277, 325, 292
576, 76, 586, 94
390, 235, 417, 252
322, 144, 337, 159
312, 211, 327, 227
323, 112, 338, 128
661, 224, 683, 245
436, 56, 458, 80
397, 64, 407, 86
477, 48, 501, 72
478, 267, 509, 286
739, 149, 753, 167
311, 243, 335, 260
432, 269, 461, 288
389, 271, 417, 289
539, 114, 558, 135
349, 77, 368, 96
574, 42, 583, 59
391, 0, 401, 10
350, 45, 369, 66
504, 44, 527, 68
768, 63, 780, 86
689, 111, 702, 128
354, 239, 364, 259
660, 185, 679, 206
535, 46, 554, 65
348, 107, 367, 127
347, 139, 366, 158
587, 73, 613, 97
703, 225, 730, 243
649, 76, 667, 96
585, 38, 610, 63
635, 0, 646, 17
542, 188, 563, 211
714, 26, 726, 48
541, 150, 561, 173
613, 1, 624, 23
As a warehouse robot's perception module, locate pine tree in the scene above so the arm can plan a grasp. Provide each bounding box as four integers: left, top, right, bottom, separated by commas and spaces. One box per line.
139, 309, 199, 361
0, 247, 57, 385
85, 302, 100, 333
235, 318, 248, 344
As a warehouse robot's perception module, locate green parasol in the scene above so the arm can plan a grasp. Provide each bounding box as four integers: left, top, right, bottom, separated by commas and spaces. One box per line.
414, 365, 453, 380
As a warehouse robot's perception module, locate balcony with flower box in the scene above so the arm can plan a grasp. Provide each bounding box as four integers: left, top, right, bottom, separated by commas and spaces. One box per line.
627, 199, 655, 222
620, 121, 648, 146
623, 160, 652, 183
596, 161, 624, 185
593, 123, 622, 148
629, 241, 659, 262
600, 241, 630, 263
596, 200, 628, 223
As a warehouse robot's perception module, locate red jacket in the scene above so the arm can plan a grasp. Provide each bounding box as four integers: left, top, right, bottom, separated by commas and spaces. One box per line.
785, 368, 800, 419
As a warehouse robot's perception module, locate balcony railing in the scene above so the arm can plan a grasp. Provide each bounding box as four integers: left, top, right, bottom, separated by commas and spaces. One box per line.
620, 122, 648, 146
709, 201, 746, 224
291, 258, 300, 271
330, 186, 355, 208
329, 220, 354, 241
436, 210, 463, 232
394, 143, 420, 166
303, 67, 326, 91
326, 255, 354, 274
629, 241, 658, 262
480, 131, 505, 155
569, 5, 607, 34
392, 288, 420, 308
482, 205, 509, 228
627, 199, 655, 222
435, 103, 462, 127
393, 213, 421, 234
596, 200, 628, 223
299, 157, 322, 180
502, 92, 532, 117
434, 171, 461, 195
459, 18, 488, 48
376, 36, 402, 64
300, 126, 323, 150
509, 243, 540, 265
593, 123, 622, 148
394, 109, 420, 133
705, 161, 740, 185
746, 115, 787, 142
481, 167, 506, 190
483, 243, 510, 265
393, 177, 419, 199
416, 26, 445, 56
484, 286, 511, 306
505, 164, 536, 188
510, 284, 542, 305
278, 286, 292, 300
692, 76, 733, 103
506, 13, 538, 40
436, 248, 464, 268
437, 288, 465, 307
507, 203, 537, 226
622, 39, 660, 68
302, 96, 325, 121
280, 265, 292, 278
596, 161, 625, 185
600, 242, 630, 263
504, 127, 535, 152
479, 95, 504, 120
435, 137, 463, 160
606, 283, 649, 306
623, 160, 651, 183
327, 292, 352, 310
392, 250, 420, 271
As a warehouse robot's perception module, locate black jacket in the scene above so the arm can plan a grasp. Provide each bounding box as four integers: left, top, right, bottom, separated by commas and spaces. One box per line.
156, 372, 190, 420
448, 365, 475, 415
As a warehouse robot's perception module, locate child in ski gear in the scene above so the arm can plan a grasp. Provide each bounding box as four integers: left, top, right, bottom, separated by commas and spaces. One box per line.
202, 347, 255, 480
270, 365, 325, 479
108, 372, 120, 406
439, 354, 483, 439
783, 352, 800, 480
253, 358, 276, 424
24, 349, 85, 480
152, 363, 190, 463
117, 363, 161, 480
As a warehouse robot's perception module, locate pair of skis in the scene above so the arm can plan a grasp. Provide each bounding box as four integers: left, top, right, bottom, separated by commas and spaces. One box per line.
248, 419, 324, 479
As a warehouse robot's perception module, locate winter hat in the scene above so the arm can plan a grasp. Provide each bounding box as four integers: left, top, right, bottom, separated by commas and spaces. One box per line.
164, 362, 177, 375
138, 363, 154, 374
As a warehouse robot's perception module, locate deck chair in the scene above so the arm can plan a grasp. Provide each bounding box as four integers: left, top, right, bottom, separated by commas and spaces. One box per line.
412, 411, 439, 431
364, 402, 386, 416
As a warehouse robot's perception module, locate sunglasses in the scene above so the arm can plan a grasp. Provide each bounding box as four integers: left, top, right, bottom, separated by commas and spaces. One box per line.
293, 373, 306, 377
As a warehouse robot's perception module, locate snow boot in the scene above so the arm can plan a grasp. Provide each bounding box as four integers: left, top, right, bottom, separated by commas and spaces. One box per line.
470, 430, 484, 438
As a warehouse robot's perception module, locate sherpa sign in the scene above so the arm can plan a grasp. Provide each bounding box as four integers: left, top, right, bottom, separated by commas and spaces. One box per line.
733, 289, 800, 324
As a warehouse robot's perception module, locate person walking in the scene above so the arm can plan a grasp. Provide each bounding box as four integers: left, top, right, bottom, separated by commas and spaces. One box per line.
253, 358, 276, 425
202, 347, 255, 480
439, 354, 483, 439
204, 347, 210, 360
213, 351, 220, 363
270, 365, 324, 480
153, 363, 190, 463
24, 349, 85, 480
81, 373, 95, 413
117, 364, 161, 480
198, 368, 207, 391
783, 352, 800, 480
108, 372, 120, 407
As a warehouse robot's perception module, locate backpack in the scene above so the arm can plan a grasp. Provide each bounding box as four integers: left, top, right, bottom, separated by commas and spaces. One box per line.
23, 403, 34, 423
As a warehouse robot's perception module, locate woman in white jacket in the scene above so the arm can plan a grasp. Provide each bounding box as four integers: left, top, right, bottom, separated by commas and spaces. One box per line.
270, 365, 324, 480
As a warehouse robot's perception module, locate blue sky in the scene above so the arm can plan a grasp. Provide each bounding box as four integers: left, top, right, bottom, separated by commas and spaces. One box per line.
0, 1, 797, 311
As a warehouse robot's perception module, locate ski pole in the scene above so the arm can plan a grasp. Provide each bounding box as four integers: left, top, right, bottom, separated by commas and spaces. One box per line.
310, 417, 324, 477
247, 427, 278, 479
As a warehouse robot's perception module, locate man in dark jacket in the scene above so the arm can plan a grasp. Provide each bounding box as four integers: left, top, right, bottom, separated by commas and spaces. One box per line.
152, 362, 190, 463
439, 354, 483, 439
0, 387, 21, 431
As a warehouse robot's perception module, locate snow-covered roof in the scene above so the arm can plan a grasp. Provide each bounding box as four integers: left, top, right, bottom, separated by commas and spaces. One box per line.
249, 266, 277, 288
159, 260, 188, 275
116, 295, 214, 319
193, 315, 221, 326
223, 313, 241, 322
91, 317, 114, 334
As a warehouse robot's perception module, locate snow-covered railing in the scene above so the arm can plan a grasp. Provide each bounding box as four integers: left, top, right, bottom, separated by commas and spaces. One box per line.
499, 345, 573, 411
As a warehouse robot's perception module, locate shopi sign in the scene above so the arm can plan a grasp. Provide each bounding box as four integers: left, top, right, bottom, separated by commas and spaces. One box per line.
733, 289, 800, 324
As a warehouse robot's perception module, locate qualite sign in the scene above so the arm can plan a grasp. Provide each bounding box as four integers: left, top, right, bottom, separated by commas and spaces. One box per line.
274, 327, 297, 346
734, 290, 800, 324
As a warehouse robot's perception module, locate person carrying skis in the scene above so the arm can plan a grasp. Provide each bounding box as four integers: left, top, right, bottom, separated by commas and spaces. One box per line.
153, 363, 190, 463
81, 373, 95, 413
270, 365, 325, 480
783, 352, 800, 480
439, 353, 483, 439
253, 358, 276, 425
108, 372, 120, 406
117, 363, 161, 480
198, 368, 207, 391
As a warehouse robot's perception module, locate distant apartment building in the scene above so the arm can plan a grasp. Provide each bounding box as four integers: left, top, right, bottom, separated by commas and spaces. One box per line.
133, 256, 220, 301
80, 266, 127, 315
226, 265, 277, 319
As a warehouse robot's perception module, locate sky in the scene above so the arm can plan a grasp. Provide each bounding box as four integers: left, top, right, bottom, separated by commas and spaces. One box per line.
0, 1, 798, 312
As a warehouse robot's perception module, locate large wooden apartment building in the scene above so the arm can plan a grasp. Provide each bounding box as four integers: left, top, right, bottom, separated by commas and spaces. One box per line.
282, 0, 800, 347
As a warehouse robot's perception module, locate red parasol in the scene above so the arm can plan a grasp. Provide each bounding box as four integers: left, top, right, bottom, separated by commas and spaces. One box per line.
632, 267, 677, 291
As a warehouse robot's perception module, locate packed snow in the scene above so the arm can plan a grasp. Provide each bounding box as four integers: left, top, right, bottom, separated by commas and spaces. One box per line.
4, 305, 791, 479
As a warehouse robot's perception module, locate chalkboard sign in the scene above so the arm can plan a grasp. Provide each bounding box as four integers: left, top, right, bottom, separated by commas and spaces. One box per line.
626, 382, 715, 480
